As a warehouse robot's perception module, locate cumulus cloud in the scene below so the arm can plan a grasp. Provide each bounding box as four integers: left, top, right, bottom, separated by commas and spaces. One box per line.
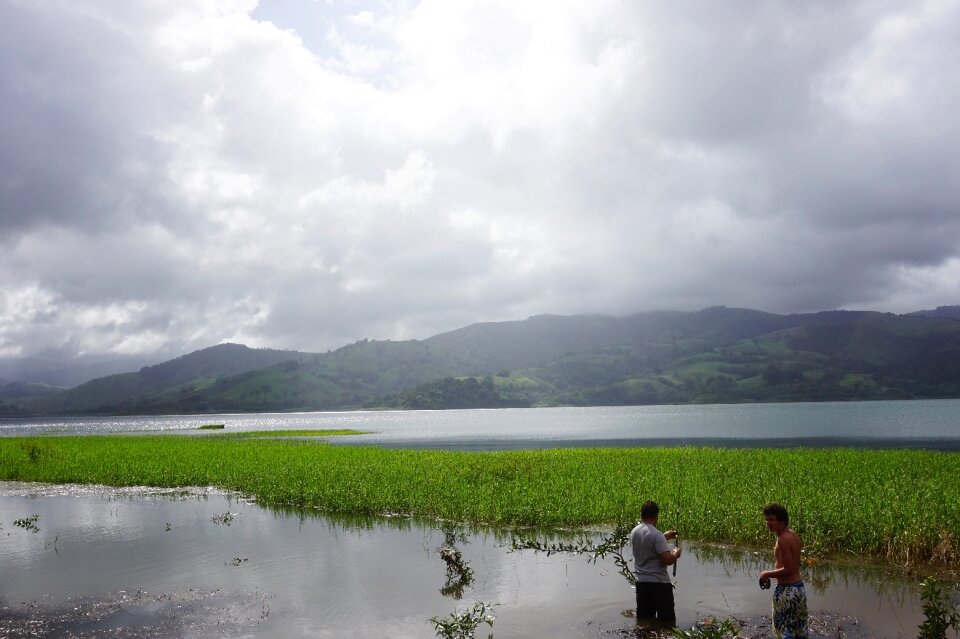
1, 0, 958, 362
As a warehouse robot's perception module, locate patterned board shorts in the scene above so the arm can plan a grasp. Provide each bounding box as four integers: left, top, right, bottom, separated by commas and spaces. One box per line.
772, 581, 808, 639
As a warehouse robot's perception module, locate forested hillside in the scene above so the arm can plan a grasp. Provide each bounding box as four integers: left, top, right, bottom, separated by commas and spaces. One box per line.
8, 307, 960, 416
9, 344, 308, 416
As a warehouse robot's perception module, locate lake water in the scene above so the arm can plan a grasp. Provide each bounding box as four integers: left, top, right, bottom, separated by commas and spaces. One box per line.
0, 482, 925, 638
2, 401, 955, 636
3, 399, 960, 451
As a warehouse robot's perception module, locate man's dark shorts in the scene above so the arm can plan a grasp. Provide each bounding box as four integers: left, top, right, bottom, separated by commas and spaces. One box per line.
635, 581, 675, 625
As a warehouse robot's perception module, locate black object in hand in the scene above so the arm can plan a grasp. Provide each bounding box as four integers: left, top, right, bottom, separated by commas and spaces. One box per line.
759, 577, 771, 590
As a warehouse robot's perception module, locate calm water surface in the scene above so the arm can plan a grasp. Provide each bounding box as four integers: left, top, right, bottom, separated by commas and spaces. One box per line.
2, 400, 960, 450
2, 402, 952, 635
0, 483, 924, 638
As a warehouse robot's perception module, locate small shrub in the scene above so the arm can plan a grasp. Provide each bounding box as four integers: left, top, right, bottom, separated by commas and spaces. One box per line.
429, 602, 497, 639
918, 577, 960, 639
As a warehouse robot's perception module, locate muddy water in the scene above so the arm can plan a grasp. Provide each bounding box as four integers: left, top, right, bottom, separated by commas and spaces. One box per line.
0, 482, 925, 638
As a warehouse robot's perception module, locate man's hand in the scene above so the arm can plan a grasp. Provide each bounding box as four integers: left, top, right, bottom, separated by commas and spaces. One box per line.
659, 546, 681, 565
664, 529, 678, 540
758, 570, 772, 589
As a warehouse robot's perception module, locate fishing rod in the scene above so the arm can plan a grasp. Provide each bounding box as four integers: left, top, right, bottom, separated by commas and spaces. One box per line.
673, 470, 682, 577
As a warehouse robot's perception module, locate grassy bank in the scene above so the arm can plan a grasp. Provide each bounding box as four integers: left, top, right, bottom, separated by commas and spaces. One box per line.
1, 436, 958, 565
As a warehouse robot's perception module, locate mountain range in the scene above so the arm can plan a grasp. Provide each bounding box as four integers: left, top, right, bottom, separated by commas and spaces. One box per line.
3, 305, 960, 416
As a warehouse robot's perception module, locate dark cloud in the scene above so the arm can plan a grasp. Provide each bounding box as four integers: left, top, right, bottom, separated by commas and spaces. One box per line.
1, 0, 958, 366
0, 2, 193, 236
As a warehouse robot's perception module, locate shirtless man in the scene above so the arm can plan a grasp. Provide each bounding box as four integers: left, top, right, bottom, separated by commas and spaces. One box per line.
759, 503, 807, 639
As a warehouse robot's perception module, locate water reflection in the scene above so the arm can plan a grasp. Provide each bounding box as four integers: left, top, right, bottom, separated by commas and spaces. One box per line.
0, 482, 927, 638
688, 542, 915, 598
436, 523, 475, 599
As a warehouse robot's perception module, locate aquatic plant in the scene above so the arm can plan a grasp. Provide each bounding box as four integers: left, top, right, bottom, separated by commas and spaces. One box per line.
13, 514, 40, 533
1, 436, 959, 565
429, 601, 497, 639
211, 511, 235, 525
918, 577, 960, 639
197, 424, 225, 430
672, 617, 742, 639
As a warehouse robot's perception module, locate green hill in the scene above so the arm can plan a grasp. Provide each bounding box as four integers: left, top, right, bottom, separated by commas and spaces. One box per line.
0, 380, 62, 416
25, 343, 308, 415
13, 307, 960, 415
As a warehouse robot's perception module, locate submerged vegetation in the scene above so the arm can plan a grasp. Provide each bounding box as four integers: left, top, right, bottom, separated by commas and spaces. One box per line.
13, 514, 40, 533
1, 436, 959, 566
210, 511, 235, 525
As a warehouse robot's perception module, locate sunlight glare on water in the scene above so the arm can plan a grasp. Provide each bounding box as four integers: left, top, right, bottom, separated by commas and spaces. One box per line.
4, 400, 960, 451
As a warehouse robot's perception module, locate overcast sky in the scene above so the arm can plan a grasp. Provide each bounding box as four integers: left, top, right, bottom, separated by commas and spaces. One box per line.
2, 0, 959, 361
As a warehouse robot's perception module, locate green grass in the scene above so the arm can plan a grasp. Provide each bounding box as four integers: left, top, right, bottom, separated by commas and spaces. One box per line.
1, 437, 958, 566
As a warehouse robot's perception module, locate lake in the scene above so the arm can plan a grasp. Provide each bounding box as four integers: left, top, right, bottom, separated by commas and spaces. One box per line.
0, 482, 925, 638
3, 399, 960, 451
2, 400, 955, 636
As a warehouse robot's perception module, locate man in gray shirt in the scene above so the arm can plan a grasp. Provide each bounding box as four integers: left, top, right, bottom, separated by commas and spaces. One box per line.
630, 500, 681, 626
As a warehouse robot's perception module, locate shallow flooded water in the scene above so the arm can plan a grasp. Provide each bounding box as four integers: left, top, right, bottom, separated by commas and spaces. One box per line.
0, 482, 926, 638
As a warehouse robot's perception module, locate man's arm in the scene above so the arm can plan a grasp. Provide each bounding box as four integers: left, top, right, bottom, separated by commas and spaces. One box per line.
659, 548, 681, 566
654, 530, 681, 566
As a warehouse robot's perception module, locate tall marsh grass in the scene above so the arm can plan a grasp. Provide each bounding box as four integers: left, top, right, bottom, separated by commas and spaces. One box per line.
1, 436, 958, 565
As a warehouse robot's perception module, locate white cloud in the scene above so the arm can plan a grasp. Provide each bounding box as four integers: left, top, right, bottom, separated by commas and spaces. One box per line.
1, 0, 959, 364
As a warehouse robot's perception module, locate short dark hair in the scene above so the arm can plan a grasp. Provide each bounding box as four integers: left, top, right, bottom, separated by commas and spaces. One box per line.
763, 503, 789, 526
640, 500, 659, 520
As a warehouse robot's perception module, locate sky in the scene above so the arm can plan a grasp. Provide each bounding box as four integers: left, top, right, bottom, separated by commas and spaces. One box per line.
2, 0, 959, 364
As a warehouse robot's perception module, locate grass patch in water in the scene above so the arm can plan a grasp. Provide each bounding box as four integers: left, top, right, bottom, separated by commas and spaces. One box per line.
1, 436, 958, 566
209, 429, 368, 438
196, 424, 225, 430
